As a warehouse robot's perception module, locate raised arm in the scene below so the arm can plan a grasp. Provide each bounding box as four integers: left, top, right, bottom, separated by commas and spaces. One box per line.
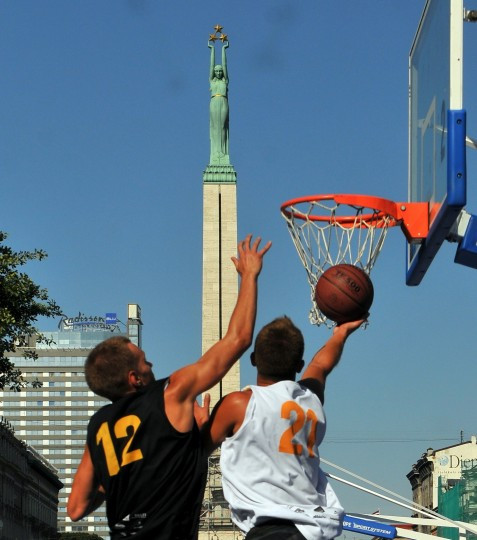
301, 319, 365, 404
209, 42, 215, 81
222, 42, 229, 81
165, 234, 271, 431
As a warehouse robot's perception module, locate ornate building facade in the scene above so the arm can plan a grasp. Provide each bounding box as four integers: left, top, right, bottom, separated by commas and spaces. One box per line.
0, 417, 63, 539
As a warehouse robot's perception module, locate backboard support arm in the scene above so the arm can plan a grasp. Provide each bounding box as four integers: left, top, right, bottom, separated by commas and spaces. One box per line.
394, 202, 429, 243
449, 209, 477, 268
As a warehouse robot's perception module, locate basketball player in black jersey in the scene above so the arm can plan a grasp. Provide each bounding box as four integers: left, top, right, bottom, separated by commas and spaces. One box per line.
67, 234, 271, 540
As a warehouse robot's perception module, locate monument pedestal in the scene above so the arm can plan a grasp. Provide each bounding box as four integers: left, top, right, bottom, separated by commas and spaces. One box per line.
203, 164, 237, 183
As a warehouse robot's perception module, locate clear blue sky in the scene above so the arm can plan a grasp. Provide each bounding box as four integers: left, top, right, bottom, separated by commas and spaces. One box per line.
2, 0, 477, 522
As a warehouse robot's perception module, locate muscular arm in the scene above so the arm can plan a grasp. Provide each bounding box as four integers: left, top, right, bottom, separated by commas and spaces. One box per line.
165, 235, 271, 432
301, 319, 365, 404
67, 445, 105, 521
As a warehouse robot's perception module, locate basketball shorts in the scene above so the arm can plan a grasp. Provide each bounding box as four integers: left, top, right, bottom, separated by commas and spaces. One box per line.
246, 519, 307, 540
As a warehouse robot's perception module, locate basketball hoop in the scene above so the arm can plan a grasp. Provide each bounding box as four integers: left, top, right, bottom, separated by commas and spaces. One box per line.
281, 194, 428, 326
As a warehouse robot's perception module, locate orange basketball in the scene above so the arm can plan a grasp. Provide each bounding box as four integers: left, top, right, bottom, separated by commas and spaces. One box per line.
314, 264, 374, 323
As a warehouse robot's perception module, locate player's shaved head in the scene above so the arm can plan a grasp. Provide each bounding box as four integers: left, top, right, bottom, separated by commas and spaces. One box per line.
253, 316, 304, 380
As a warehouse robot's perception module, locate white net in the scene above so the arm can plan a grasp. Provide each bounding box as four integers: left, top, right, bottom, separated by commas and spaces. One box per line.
281, 196, 397, 326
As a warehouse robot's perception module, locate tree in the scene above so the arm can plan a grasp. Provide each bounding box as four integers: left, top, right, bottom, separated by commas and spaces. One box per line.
0, 231, 62, 391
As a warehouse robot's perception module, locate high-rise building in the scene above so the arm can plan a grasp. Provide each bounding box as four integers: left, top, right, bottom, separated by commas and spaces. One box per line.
0, 304, 142, 539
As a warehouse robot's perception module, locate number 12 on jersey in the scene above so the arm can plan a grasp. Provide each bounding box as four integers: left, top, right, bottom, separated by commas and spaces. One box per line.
96, 414, 144, 476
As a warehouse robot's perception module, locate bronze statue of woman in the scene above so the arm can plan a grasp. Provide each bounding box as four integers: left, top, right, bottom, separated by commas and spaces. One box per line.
208, 40, 230, 165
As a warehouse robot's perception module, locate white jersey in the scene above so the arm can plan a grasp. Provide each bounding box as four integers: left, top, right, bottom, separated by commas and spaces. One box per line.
220, 380, 344, 540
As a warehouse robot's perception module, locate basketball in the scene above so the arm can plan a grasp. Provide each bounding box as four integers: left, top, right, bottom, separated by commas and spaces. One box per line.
314, 264, 374, 323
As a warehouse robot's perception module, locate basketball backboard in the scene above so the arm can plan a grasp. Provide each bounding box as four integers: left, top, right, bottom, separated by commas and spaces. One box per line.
406, 0, 467, 285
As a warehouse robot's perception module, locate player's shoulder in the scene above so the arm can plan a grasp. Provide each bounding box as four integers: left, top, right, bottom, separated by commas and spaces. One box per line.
223, 388, 252, 406
215, 389, 252, 418
87, 401, 114, 436
95, 379, 167, 418
213, 390, 253, 439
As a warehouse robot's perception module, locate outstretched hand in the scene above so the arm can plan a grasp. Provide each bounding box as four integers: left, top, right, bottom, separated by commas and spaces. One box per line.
231, 234, 272, 278
333, 315, 368, 337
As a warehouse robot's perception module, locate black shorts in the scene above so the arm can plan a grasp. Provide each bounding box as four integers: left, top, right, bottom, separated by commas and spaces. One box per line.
246, 519, 307, 540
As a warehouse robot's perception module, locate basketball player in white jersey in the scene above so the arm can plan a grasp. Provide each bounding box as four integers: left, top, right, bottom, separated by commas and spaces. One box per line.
203, 316, 365, 540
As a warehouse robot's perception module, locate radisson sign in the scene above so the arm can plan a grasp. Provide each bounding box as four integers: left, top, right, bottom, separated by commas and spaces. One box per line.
59, 312, 120, 332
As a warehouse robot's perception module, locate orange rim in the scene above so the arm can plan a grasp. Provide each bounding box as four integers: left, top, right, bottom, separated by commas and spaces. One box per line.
280, 194, 428, 240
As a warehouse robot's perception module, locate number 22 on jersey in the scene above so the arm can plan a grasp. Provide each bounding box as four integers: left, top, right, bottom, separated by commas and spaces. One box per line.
96, 415, 144, 476
279, 401, 318, 458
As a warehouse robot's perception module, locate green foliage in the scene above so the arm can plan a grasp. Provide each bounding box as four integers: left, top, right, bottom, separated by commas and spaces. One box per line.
0, 231, 62, 391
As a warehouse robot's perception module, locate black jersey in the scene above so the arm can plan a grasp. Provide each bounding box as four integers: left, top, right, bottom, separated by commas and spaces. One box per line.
87, 378, 208, 539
